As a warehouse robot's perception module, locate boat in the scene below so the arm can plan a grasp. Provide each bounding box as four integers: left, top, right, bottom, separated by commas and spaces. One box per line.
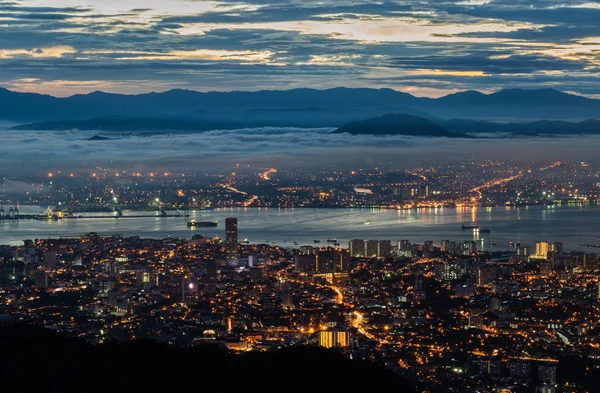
187, 220, 218, 227
327, 238, 337, 243
461, 224, 478, 229
489, 242, 497, 246
241, 239, 250, 245
478, 228, 491, 233
333, 242, 340, 246
364, 221, 371, 225
314, 240, 321, 243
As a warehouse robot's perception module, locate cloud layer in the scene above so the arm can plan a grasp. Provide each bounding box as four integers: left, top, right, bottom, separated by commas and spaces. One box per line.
1, 1, 600, 96
2, 129, 600, 176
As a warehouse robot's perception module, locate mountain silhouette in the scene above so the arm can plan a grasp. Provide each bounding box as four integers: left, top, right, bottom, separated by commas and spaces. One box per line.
3, 87, 600, 123
332, 114, 472, 137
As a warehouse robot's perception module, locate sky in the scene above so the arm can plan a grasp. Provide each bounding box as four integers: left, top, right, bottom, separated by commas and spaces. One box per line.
1, 1, 600, 97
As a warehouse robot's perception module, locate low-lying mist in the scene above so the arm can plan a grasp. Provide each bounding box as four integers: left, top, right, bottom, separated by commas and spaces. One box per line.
1, 128, 599, 177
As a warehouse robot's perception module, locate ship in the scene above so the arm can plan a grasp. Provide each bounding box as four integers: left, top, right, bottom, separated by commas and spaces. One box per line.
327, 238, 337, 243
477, 228, 491, 233
314, 240, 321, 243
187, 220, 218, 227
461, 224, 478, 229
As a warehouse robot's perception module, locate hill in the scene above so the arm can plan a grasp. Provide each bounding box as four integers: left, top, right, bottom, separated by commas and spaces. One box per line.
331, 114, 472, 137
440, 118, 600, 135
0, 323, 415, 393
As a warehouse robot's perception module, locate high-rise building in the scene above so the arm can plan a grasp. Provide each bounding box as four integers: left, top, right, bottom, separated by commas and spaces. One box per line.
225, 217, 238, 264
349, 239, 365, 257
462, 240, 477, 255
537, 363, 557, 385
294, 254, 316, 273
318, 330, 351, 348
225, 217, 238, 247
534, 241, 549, 260
377, 240, 392, 258
440, 240, 452, 252
435, 263, 462, 281
476, 266, 496, 286
398, 240, 413, 257
315, 249, 350, 273
517, 246, 531, 257
551, 242, 563, 254
365, 240, 379, 258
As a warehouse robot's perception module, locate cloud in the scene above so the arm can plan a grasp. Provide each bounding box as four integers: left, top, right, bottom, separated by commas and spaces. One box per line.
0, 0, 599, 96
0, 45, 76, 59
2, 128, 600, 176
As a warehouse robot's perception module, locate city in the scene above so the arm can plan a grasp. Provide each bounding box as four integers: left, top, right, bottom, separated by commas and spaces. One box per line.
1, 159, 598, 212
4, 0, 600, 391
1, 215, 599, 392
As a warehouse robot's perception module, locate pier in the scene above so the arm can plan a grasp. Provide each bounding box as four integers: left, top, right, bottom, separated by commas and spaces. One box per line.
0, 206, 186, 221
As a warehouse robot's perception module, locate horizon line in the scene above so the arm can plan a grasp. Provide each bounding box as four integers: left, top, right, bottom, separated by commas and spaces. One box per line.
1, 85, 593, 100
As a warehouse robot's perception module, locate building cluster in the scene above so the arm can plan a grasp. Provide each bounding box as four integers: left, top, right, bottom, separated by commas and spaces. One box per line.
0, 221, 600, 392
7, 160, 600, 212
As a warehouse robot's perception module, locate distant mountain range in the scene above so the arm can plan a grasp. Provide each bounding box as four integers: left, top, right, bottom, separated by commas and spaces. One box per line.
330, 114, 600, 137
4, 87, 600, 126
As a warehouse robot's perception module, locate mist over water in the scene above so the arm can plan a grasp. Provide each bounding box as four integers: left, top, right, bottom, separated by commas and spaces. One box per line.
1, 129, 600, 175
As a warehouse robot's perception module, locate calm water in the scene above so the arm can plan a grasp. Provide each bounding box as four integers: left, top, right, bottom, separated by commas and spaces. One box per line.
1, 205, 599, 252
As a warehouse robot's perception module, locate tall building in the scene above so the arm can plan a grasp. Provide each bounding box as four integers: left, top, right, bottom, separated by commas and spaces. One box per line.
462, 240, 477, 255
225, 217, 238, 264
476, 266, 496, 286
319, 330, 351, 348
315, 249, 350, 273
440, 240, 452, 252
365, 240, 379, 258
398, 239, 413, 257
551, 242, 563, 254
225, 217, 238, 247
537, 363, 557, 385
349, 239, 365, 257
294, 254, 316, 273
377, 240, 392, 258
534, 241, 549, 260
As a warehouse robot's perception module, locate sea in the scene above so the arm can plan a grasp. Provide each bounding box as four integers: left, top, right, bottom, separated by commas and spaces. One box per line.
1, 205, 600, 253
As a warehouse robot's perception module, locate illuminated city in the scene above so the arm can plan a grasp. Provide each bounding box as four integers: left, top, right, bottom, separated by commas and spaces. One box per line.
5, 0, 600, 391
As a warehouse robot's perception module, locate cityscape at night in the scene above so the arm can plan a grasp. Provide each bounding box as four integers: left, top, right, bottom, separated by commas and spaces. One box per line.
4, 0, 600, 392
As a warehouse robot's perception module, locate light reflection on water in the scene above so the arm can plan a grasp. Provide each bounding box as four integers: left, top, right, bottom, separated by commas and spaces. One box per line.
0, 204, 597, 252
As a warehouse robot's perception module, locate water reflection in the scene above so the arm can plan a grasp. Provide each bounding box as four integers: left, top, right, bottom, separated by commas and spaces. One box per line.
2, 205, 600, 251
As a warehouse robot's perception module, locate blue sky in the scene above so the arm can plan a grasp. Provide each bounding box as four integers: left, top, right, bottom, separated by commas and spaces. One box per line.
2, 0, 600, 97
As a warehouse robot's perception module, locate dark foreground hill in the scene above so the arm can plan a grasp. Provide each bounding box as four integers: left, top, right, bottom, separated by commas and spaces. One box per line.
0, 323, 415, 393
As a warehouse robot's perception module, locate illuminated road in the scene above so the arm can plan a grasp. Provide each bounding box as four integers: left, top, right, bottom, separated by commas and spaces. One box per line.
242, 195, 258, 207
222, 184, 247, 196
259, 168, 277, 181
330, 285, 343, 304
469, 173, 522, 193
469, 161, 562, 194
352, 311, 379, 342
